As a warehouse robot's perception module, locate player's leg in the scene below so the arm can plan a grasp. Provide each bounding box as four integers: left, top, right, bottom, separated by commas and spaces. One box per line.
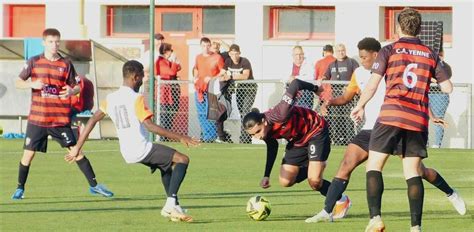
420, 163, 466, 215
402, 130, 429, 231
12, 123, 47, 199
306, 125, 331, 195
279, 146, 309, 187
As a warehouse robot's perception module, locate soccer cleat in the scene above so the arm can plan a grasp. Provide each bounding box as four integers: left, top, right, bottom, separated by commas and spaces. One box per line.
169, 205, 193, 222
410, 225, 422, 232
365, 216, 385, 232
447, 189, 466, 215
89, 184, 114, 197
305, 209, 333, 223
11, 188, 25, 200
161, 205, 188, 218
333, 194, 352, 219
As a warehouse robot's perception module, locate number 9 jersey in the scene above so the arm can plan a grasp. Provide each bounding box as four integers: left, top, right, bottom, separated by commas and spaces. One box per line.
371, 37, 450, 132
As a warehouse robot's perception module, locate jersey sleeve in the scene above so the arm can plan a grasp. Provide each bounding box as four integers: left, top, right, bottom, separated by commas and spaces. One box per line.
371, 45, 390, 76
134, 96, 153, 122
346, 73, 360, 94
99, 100, 108, 115
433, 57, 451, 83
65, 61, 78, 86
19, 58, 34, 80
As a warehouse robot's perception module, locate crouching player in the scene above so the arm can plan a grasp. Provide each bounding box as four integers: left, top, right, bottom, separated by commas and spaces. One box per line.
242, 78, 351, 221
66, 60, 199, 222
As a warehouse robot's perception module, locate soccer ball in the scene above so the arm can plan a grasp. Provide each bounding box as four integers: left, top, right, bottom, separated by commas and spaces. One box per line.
246, 195, 271, 221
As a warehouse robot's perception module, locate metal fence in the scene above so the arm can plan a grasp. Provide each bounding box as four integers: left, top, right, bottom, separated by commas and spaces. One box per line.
153, 79, 472, 148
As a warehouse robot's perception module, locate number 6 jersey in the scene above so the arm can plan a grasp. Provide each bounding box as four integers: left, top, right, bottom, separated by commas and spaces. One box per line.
371, 37, 450, 132
100, 86, 154, 163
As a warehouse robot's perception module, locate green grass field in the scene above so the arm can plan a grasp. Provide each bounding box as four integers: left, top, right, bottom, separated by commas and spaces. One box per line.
1, 139, 473, 231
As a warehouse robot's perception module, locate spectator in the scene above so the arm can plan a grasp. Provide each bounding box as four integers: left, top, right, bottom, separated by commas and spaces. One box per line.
222, 44, 257, 144
193, 37, 225, 142
429, 48, 451, 148
156, 43, 181, 142
142, 33, 165, 79
211, 39, 230, 61
289, 45, 315, 109
323, 43, 359, 145
314, 45, 336, 102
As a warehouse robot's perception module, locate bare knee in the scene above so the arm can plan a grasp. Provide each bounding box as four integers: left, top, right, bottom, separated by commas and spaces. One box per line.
308, 178, 322, 191
173, 152, 189, 164
279, 178, 295, 187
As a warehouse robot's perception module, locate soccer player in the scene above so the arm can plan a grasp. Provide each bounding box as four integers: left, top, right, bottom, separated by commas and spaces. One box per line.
12, 28, 113, 200
66, 60, 199, 222
305, 37, 466, 223
350, 9, 453, 232
242, 79, 351, 220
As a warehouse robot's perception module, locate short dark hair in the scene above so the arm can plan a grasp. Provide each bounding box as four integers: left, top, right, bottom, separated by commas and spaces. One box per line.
123, 60, 144, 79
242, 108, 265, 130
357, 37, 381, 52
323, 44, 333, 53
42, 28, 61, 38
200, 37, 211, 44
154, 33, 165, 40
397, 8, 422, 36
159, 43, 173, 55
229, 44, 240, 53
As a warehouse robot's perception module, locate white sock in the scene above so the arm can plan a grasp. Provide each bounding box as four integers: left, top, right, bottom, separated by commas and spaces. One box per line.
165, 197, 176, 208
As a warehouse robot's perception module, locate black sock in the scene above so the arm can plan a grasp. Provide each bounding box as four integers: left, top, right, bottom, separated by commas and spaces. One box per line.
76, 157, 98, 187
367, 170, 384, 218
17, 162, 30, 190
324, 177, 349, 213
160, 169, 172, 197
318, 179, 331, 196
429, 172, 454, 196
168, 163, 188, 201
407, 176, 424, 227
295, 166, 308, 183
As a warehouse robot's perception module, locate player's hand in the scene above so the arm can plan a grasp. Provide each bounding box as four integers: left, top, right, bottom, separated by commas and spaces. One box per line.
179, 135, 200, 148
350, 105, 364, 124
204, 76, 212, 84
431, 117, 448, 128
64, 148, 80, 163
59, 85, 74, 98
30, 80, 44, 90
260, 177, 271, 189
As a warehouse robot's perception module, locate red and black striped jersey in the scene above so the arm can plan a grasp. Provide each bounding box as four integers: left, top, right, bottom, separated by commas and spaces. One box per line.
19, 54, 77, 127
264, 101, 326, 147
372, 37, 449, 132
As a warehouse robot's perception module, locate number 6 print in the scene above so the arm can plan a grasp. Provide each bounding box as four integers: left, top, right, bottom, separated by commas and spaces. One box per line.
402, 63, 418, 89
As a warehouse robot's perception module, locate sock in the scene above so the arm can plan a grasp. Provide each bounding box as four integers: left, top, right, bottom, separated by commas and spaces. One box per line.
295, 166, 308, 183
76, 156, 98, 187
160, 169, 172, 197
168, 163, 188, 203
367, 170, 384, 218
17, 162, 30, 190
318, 179, 331, 196
165, 197, 176, 208
429, 172, 454, 196
324, 177, 349, 213
407, 176, 424, 227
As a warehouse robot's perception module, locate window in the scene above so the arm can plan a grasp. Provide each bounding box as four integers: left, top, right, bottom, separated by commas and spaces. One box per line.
162, 13, 193, 31
107, 6, 149, 36
6, 5, 45, 37
203, 7, 235, 35
384, 7, 452, 43
269, 6, 335, 40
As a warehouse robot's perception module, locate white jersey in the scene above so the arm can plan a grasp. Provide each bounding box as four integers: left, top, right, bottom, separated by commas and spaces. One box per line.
349, 67, 385, 130
101, 86, 153, 163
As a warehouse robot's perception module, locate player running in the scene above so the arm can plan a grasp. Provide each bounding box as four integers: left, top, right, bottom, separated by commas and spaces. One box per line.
305, 37, 466, 224
66, 60, 199, 222
242, 78, 351, 220
351, 8, 454, 232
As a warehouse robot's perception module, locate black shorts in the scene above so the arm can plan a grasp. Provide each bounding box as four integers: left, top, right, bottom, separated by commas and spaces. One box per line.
351, 129, 404, 155
23, 123, 77, 152
282, 126, 331, 166
140, 143, 176, 173
369, 122, 427, 158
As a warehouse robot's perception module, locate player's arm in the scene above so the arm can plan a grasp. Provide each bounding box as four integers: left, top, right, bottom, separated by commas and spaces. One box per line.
328, 90, 357, 106
351, 73, 383, 123
434, 57, 453, 94
261, 138, 279, 189
428, 106, 448, 128
65, 110, 106, 163
15, 58, 43, 90
142, 119, 199, 147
